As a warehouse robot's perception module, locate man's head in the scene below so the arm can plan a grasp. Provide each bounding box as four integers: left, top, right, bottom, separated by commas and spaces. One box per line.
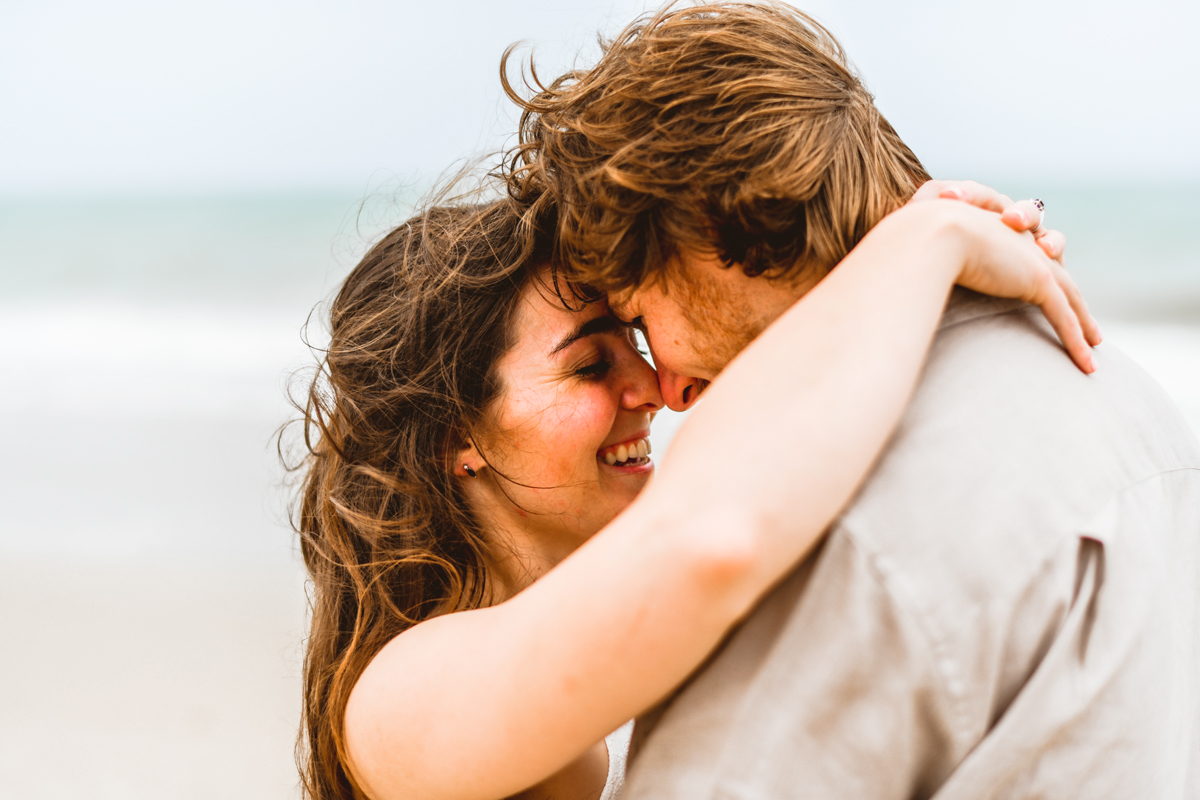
506, 2, 929, 409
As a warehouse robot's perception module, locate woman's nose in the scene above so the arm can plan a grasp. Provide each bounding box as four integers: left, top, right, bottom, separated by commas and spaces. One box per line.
656, 363, 705, 412
622, 353, 664, 412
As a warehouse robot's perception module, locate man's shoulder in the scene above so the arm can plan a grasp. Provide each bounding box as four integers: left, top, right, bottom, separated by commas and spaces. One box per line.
841, 288, 1200, 588
626, 293, 1200, 800
827, 292, 1200, 743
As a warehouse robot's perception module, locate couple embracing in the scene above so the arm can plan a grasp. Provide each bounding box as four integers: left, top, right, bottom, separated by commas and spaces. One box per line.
292, 4, 1200, 800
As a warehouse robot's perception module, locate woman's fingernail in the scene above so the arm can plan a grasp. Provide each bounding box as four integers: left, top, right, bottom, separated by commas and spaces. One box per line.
1013, 209, 1029, 225
940, 188, 965, 200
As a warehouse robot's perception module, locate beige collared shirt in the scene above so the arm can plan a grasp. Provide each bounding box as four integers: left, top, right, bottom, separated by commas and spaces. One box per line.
625, 291, 1200, 799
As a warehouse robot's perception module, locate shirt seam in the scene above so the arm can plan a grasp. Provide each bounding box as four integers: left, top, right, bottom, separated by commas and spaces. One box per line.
831, 521, 971, 744
937, 302, 1032, 334
836, 464, 1200, 752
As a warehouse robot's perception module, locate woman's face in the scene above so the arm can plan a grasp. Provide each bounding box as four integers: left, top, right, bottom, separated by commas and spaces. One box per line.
465, 275, 663, 560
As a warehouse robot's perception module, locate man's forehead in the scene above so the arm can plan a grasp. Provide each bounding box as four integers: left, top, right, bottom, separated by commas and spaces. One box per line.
623, 249, 718, 303
606, 287, 637, 316
606, 273, 677, 317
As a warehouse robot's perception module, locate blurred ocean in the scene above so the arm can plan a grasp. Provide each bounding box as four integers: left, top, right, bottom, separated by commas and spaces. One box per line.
2, 184, 1199, 560
1, 185, 1198, 798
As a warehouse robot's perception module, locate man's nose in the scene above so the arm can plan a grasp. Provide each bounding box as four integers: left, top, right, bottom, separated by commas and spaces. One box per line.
657, 363, 705, 412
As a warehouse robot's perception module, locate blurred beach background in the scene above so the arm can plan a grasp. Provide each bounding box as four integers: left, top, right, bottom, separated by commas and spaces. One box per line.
2, 1, 1198, 797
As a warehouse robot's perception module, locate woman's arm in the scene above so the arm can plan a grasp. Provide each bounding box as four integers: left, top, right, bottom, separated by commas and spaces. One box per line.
345, 199, 1095, 800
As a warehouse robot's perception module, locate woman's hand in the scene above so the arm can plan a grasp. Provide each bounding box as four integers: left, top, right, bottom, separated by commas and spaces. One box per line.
906, 181, 1102, 374
910, 179, 1071, 266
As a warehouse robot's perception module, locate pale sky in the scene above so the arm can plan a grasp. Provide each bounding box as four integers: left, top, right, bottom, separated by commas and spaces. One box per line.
2, 0, 1197, 195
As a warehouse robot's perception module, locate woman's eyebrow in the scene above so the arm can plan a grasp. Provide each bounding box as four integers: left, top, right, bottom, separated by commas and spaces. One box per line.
550, 314, 622, 356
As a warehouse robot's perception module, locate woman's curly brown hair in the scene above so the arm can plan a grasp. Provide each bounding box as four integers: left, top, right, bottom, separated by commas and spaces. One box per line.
503, 1, 931, 292
287, 197, 552, 800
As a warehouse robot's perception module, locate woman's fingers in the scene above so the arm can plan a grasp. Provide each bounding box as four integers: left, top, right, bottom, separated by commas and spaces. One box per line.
1000, 199, 1046, 234
1036, 229, 1066, 264
944, 199, 1098, 370
998, 213, 1100, 346
945, 200, 1098, 371
935, 180, 1013, 213
1050, 260, 1103, 346
910, 179, 1013, 213
999, 209, 1097, 344
1032, 268, 1096, 374
908, 179, 954, 204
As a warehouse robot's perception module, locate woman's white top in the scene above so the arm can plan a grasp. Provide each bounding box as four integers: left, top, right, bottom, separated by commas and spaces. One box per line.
600, 721, 634, 800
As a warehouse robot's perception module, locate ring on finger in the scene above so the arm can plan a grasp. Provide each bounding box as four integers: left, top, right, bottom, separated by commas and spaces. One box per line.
1029, 198, 1047, 238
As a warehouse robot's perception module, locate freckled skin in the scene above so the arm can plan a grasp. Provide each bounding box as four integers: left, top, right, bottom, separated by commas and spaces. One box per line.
463, 275, 664, 581
610, 251, 822, 412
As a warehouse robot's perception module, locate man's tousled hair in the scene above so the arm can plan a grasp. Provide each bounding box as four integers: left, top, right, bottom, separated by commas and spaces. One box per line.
504, 1, 931, 291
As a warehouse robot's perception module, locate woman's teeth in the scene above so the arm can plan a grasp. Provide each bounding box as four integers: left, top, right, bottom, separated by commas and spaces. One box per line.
601, 437, 652, 466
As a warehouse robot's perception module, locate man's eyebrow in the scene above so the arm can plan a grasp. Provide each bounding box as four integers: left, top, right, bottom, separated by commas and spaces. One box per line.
550, 314, 623, 356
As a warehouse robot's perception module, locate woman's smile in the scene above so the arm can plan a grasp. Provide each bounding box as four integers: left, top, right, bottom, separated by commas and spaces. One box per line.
598, 433, 653, 470
459, 273, 664, 549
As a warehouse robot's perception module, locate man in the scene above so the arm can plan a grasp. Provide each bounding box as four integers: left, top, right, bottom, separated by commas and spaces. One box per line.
508, 3, 1200, 798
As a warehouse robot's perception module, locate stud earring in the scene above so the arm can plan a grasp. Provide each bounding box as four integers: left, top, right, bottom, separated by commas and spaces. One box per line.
464, 465, 477, 478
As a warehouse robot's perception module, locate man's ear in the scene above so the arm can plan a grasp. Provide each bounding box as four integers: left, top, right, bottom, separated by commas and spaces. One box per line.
453, 438, 483, 478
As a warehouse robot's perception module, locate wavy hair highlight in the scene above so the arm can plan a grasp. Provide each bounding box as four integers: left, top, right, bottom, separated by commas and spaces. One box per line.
287, 196, 552, 800
504, 1, 930, 291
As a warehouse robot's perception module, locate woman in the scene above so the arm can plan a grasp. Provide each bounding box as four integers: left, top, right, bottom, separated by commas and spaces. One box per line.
292, 186, 1096, 800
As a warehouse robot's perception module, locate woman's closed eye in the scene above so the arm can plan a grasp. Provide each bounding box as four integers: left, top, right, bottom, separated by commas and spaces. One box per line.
575, 359, 613, 380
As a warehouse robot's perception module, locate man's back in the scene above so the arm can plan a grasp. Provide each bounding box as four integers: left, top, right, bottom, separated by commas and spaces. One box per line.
626, 290, 1200, 799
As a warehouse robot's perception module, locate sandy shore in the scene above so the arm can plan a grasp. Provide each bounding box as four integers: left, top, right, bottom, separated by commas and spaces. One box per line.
0, 302, 312, 797
0, 557, 307, 799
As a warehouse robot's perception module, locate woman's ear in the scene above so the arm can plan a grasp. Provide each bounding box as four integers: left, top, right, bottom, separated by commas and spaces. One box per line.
453, 439, 483, 478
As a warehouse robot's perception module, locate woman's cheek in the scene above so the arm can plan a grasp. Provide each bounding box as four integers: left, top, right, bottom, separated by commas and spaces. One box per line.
501, 382, 621, 483
553, 384, 621, 472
